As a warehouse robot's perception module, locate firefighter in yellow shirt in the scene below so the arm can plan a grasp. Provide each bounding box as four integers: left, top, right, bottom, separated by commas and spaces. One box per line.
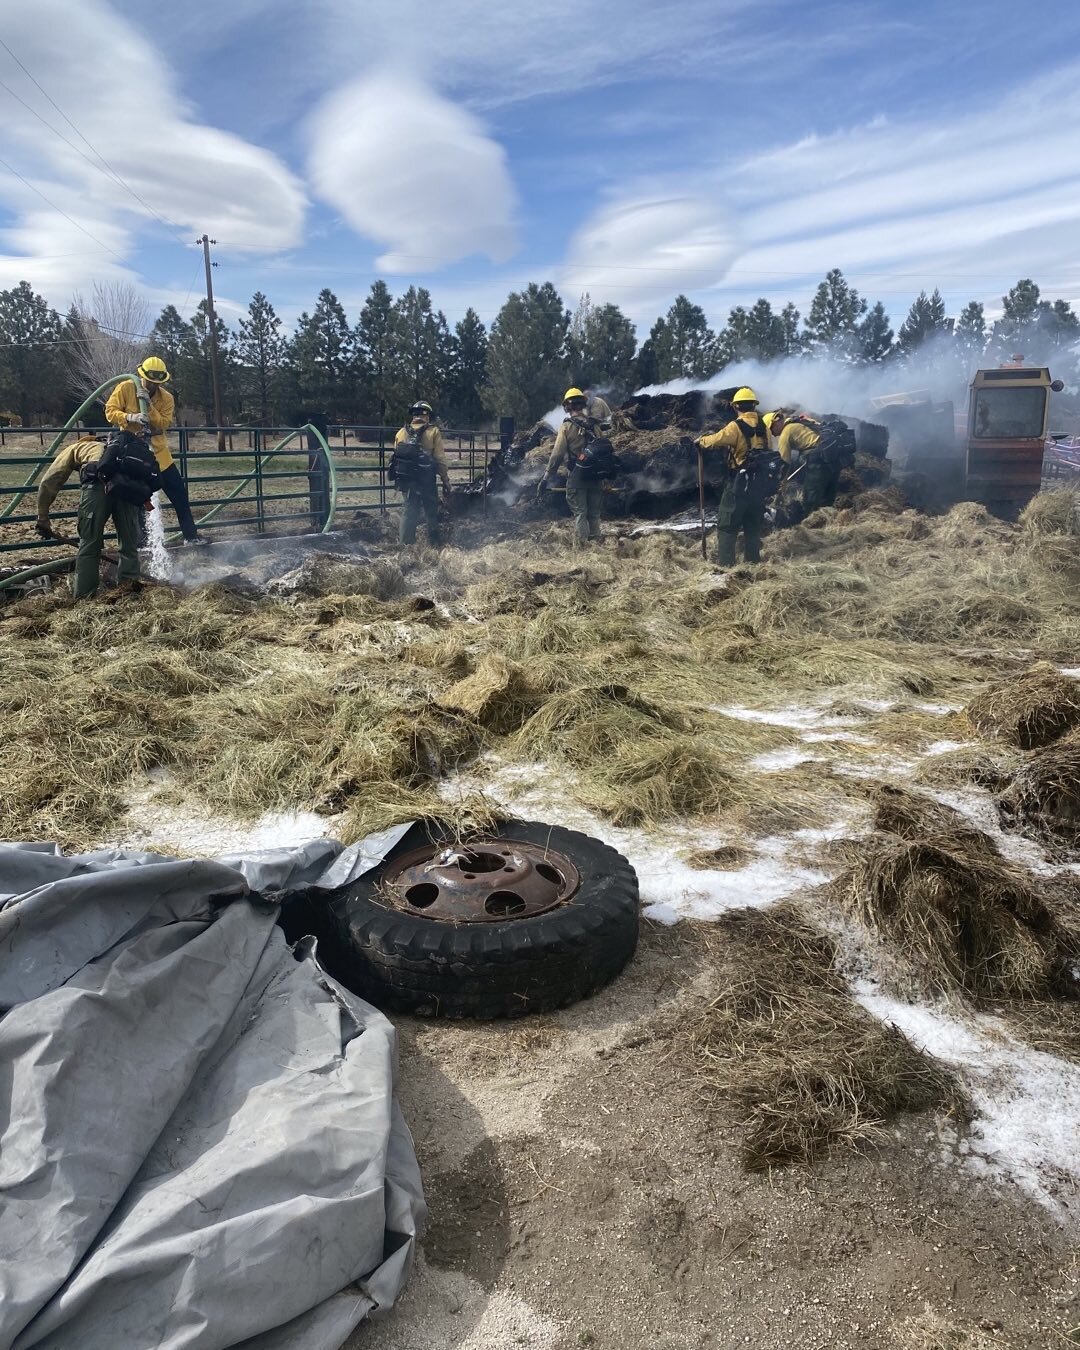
104, 356, 202, 543
770, 411, 853, 515
392, 400, 451, 545
695, 388, 777, 565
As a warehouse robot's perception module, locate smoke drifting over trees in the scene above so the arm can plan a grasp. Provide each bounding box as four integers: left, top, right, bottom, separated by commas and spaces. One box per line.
0, 271, 1077, 428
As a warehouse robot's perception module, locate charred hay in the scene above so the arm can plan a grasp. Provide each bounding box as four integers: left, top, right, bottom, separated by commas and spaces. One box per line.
683, 905, 962, 1169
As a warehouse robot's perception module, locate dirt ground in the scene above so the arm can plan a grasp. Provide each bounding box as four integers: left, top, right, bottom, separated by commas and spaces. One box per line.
352, 922, 1078, 1350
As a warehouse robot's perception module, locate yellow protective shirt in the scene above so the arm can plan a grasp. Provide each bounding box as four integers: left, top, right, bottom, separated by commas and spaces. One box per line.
776, 420, 821, 464
545, 416, 594, 476
586, 395, 612, 422
698, 412, 767, 468
394, 420, 450, 480
36, 437, 104, 518
104, 380, 175, 471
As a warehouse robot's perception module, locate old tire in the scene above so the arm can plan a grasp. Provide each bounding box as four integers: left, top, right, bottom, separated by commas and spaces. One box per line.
320, 819, 639, 1019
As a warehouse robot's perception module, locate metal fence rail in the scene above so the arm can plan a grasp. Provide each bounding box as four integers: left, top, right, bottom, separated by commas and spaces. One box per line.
0, 423, 504, 556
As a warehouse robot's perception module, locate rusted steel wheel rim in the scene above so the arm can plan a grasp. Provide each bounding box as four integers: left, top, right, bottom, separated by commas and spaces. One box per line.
376, 838, 581, 923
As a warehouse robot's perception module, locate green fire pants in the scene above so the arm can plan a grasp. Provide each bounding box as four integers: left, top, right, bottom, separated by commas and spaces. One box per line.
715, 474, 768, 566
565, 468, 604, 544
74, 482, 141, 599
399, 484, 441, 546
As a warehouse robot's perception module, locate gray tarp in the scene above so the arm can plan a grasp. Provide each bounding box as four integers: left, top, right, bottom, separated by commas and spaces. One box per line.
0, 835, 425, 1350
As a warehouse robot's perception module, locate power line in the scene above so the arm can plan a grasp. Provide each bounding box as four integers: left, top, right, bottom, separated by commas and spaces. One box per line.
0, 39, 192, 250
0, 152, 129, 262
0, 322, 153, 350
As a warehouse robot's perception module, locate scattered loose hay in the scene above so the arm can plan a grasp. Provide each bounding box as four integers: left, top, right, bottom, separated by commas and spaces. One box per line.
837, 787, 1079, 997
965, 662, 1080, 748
438, 654, 544, 735
896, 1307, 1006, 1350
998, 729, 1080, 849
685, 844, 754, 871
683, 905, 961, 1169
1020, 483, 1080, 537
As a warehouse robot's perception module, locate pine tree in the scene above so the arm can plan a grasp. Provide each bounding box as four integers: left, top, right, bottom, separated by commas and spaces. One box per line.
567, 301, 637, 398
354, 281, 395, 423
483, 282, 570, 425
284, 289, 355, 419
654, 295, 716, 380
778, 303, 803, 356
803, 269, 867, 358
896, 288, 951, 357
858, 301, 894, 363
185, 300, 235, 423
149, 305, 194, 383
721, 298, 791, 363
388, 286, 450, 418
632, 319, 665, 390
0, 281, 64, 423
954, 301, 986, 371
445, 308, 488, 426
234, 292, 284, 424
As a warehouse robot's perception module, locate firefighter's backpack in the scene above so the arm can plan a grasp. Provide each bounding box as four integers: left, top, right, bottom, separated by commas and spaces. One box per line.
96, 430, 161, 505
390, 425, 436, 490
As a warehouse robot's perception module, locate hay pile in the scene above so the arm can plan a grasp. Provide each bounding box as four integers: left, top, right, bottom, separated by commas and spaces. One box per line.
684, 905, 961, 1168
438, 655, 542, 734
964, 662, 1080, 748
837, 786, 1079, 997
998, 729, 1080, 849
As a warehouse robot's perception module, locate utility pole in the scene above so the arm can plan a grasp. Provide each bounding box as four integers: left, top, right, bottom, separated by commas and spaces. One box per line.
198, 234, 226, 452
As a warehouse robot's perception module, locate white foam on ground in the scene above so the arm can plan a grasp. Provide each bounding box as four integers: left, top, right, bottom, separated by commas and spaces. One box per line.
913, 700, 963, 715
749, 746, 819, 771
800, 729, 877, 745
1061, 667, 1080, 679
114, 774, 334, 856
924, 740, 972, 756
142, 492, 173, 581
438, 755, 855, 925
716, 703, 859, 730
854, 983, 1080, 1223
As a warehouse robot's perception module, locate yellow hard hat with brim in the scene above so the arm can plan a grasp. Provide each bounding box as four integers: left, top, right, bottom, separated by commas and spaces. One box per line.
138, 356, 170, 384
732, 387, 758, 405
563, 387, 586, 402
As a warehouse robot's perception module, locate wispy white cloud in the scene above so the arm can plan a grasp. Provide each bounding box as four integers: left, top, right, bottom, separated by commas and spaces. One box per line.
0, 0, 305, 302
306, 74, 517, 272
559, 196, 741, 317
561, 58, 1080, 327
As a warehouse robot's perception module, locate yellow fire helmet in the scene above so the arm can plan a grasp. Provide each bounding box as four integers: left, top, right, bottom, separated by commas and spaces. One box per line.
563, 387, 586, 404
732, 387, 759, 406
137, 355, 171, 384
761, 411, 780, 434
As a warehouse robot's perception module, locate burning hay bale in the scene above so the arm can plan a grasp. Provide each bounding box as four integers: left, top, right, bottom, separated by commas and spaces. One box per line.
438, 655, 544, 735
684, 905, 961, 1169
998, 730, 1080, 850
837, 786, 1079, 997
964, 662, 1080, 749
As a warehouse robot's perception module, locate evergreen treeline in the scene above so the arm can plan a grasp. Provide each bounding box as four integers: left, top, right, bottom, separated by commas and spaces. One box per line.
1, 271, 1077, 427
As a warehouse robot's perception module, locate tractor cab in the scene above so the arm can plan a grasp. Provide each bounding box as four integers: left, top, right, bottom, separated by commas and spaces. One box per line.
965, 358, 1064, 516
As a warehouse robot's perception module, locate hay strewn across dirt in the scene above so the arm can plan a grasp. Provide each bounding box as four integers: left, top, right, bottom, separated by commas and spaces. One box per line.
837, 786, 1079, 998
682, 905, 964, 1169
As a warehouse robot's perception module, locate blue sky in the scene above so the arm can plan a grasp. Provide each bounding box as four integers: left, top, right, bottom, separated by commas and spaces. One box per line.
3, 0, 1080, 342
